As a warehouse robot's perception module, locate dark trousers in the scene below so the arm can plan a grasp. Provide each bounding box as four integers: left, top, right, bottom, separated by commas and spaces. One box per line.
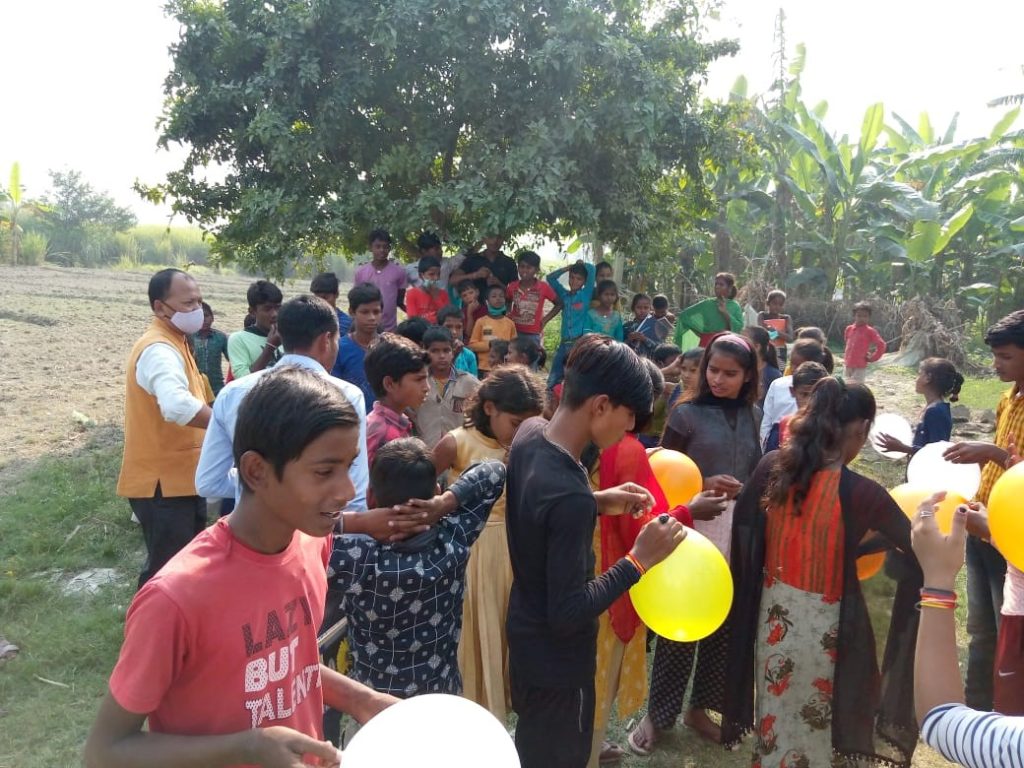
965, 535, 1006, 710
647, 623, 729, 729
512, 674, 595, 768
129, 485, 207, 589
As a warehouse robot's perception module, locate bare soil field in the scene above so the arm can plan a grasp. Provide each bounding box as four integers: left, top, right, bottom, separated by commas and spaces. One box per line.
0, 265, 261, 482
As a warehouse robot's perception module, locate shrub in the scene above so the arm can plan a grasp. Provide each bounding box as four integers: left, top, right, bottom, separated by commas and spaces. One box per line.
19, 232, 48, 266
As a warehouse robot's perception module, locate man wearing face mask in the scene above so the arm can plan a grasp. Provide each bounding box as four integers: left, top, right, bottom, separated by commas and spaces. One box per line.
117, 269, 212, 589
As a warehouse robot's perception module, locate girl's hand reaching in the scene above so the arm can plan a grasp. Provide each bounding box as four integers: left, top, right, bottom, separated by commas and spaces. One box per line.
703, 474, 742, 499
687, 490, 728, 521
875, 432, 911, 455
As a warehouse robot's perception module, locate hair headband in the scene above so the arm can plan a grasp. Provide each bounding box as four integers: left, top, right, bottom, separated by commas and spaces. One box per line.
714, 332, 754, 353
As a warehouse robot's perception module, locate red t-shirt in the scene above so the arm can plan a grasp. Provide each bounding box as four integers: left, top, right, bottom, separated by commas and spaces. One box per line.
109, 518, 330, 762
507, 279, 558, 335
405, 286, 450, 324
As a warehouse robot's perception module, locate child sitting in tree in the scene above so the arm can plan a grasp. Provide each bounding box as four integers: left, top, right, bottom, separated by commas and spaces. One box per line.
327, 438, 506, 699
85, 367, 395, 768
584, 280, 624, 341
469, 285, 518, 375
843, 302, 886, 382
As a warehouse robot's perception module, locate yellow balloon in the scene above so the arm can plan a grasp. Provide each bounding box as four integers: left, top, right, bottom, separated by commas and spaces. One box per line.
856, 552, 885, 581
648, 449, 703, 509
629, 527, 732, 642
889, 483, 966, 535
987, 462, 1024, 571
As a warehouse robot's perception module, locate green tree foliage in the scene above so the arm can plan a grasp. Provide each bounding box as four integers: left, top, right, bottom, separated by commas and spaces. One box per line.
150, 0, 736, 274
43, 170, 137, 259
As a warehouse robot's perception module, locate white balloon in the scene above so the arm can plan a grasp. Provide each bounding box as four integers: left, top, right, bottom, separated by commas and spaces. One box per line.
869, 413, 915, 460
907, 440, 982, 500
342, 694, 520, 768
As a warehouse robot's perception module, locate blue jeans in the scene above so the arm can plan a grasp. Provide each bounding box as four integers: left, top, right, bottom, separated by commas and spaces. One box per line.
965, 534, 1006, 710
547, 340, 575, 390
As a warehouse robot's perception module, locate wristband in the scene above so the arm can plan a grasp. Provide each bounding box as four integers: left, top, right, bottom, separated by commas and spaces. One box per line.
918, 587, 956, 611
625, 553, 646, 577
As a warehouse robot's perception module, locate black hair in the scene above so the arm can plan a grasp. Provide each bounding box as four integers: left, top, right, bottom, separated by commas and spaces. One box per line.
516, 250, 541, 269
569, 261, 588, 279
370, 437, 437, 508
147, 268, 190, 309
631, 292, 651, 312
422, 326, 454, 348
277, 295, 339, 352
744, 325, 780, 370
632, 359, 666, 434
457, 279, 477, 294
465, 365, 546, 437
652, 343, 683, 366
396, 316, 430, 346
595, 279, 618, 299
652, 294, 669, 311
417, 231, 442, 252
348, 282, 383, 312
920, 357, 965, 402
595, 260, 613, 275
310, 272, 339, 295
368, 228, 392, 245
766, 289, 787, 304
486, 284, 506, 299
201, 301, 214, 316
363, 333, 430, 398
715, 272, 738, 299
790, 338, 834, 374
796, 326, 826, 344
766, 377, 876, 510
488, 339, 510, 361
436, 305, 463, 326
509, 336, 543, 368
417, 255, 442, 275
984, 310, 1024, 350
681, 347, 704, 364
686, 331, 759, 406
247, 279, 283, 308
243, 313, 256, 329
561, 334, 652, 415
791, 361, 829, 389
852, 301, 873, 316
234, 366, 359, 492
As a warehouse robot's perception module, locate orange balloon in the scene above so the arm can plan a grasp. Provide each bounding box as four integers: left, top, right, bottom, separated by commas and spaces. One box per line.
987, 462, 1024, 571
648, 449, 703, 508
889, 483, 967, 535
856, 552, 885, 581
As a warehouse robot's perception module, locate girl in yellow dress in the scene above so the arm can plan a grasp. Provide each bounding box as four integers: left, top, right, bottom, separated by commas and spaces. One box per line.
432, 365, 546, 720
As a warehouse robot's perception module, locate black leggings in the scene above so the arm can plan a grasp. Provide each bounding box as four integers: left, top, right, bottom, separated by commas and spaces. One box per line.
646, 622, 729, 730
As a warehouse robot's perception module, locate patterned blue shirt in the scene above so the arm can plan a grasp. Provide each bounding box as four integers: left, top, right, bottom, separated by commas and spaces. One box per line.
327, 460, 506, 697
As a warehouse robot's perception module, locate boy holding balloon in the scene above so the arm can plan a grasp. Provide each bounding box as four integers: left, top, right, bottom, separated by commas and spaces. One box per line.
944, 309, 1024, 711
504, 335, 686, 768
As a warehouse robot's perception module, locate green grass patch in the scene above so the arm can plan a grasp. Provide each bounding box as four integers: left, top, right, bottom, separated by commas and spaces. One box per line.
957, 376, 1008, 411
0, 432, 138, 768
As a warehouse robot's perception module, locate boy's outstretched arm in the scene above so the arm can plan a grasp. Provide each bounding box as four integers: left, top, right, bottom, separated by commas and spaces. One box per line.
320, 664, 398, 724
84, 690, 339, 768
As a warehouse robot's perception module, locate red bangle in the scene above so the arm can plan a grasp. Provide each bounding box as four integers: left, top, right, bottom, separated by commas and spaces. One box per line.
625, 553, 646, 576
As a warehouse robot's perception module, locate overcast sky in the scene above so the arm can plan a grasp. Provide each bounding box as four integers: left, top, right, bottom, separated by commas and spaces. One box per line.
2, 0, 1021, 224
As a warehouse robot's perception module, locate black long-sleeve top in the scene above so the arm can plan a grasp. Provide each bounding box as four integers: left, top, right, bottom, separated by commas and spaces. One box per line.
505, 418, 641, 688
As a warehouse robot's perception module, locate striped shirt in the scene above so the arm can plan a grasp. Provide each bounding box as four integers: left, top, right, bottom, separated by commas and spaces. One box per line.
977, 386, 1024, 504
922, 703, 1024, 767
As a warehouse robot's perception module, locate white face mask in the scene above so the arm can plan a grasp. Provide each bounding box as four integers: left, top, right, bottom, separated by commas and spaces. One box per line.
169, 306, 205, 335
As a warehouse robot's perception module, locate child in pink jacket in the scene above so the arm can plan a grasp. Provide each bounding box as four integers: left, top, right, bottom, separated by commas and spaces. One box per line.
844, 302, 886, 382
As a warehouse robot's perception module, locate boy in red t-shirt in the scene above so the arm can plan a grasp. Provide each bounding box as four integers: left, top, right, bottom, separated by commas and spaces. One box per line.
405, 255, 451, 324
843, 301, 886, 383
507, 250, 561, 345
85, 368, 401, 768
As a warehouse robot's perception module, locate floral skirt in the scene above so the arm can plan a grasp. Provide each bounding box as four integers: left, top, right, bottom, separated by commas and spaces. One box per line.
753, 578, 840, 768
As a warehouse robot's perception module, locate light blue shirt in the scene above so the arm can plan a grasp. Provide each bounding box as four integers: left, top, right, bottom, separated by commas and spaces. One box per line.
195, 354, 369, 511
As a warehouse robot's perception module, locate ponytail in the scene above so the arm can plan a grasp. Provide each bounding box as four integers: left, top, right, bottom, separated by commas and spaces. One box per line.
920, 357, 964, 402
765, 377, 876, 510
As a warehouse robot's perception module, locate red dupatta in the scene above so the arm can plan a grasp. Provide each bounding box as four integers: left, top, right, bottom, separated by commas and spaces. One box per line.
598, 435, 677, 643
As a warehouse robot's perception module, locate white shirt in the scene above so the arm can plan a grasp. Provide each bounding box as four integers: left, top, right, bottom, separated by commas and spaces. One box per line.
135, 343, 205, 426
760, 375, 796, 448
922, 703, 1024, 768
194, 354, 369, 511
1004, 565, 1024, 617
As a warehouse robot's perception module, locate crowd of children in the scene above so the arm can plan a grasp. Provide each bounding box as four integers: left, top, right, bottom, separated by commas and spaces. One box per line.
94, 234, 1024, 768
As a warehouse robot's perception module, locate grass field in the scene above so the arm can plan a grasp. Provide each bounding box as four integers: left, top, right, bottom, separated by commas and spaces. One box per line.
0, 266, 1004, 767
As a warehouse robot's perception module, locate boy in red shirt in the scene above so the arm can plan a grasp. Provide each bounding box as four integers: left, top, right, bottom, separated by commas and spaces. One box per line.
843, 301, 886, 383
507, 250, 561, 345
405, 255, 450, 324
85, 367, 397, 768
363, 332, 430, 472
